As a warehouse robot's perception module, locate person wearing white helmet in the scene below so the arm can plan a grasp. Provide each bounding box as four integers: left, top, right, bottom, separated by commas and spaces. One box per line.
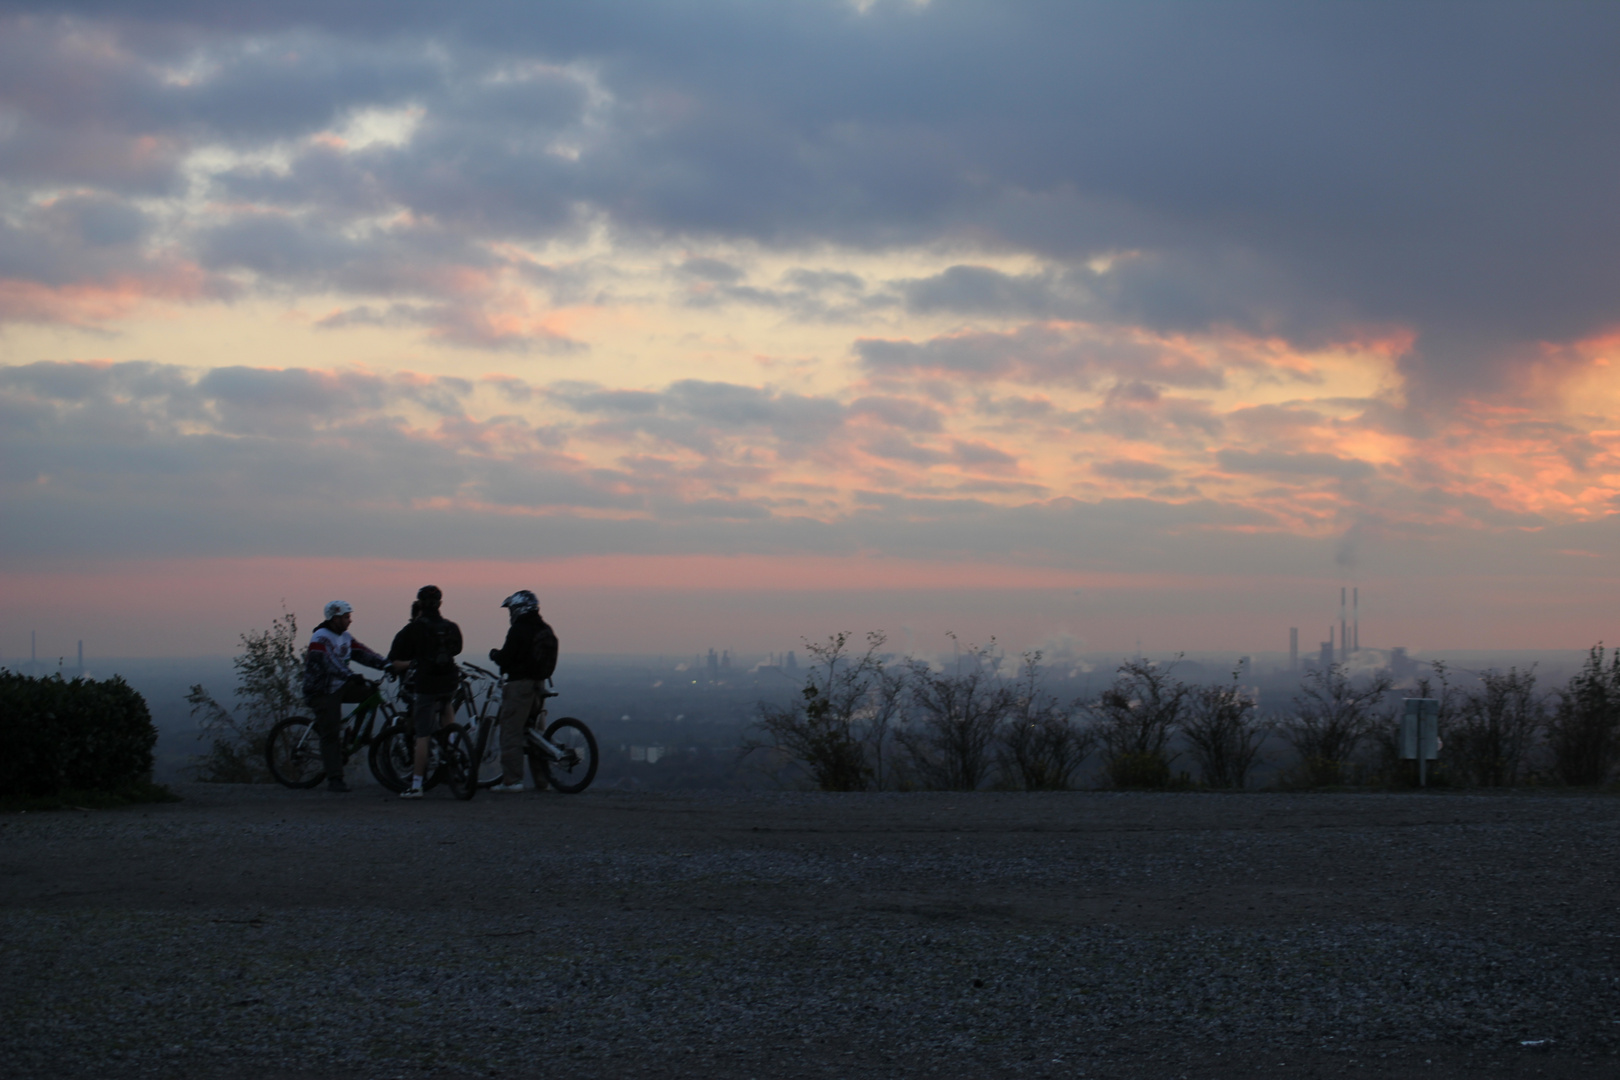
301, 600, 389, 792
487, 590, 559, 791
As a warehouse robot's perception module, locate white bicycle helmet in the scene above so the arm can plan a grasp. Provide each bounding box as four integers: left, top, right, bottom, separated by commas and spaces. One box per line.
324, 600, 353, 620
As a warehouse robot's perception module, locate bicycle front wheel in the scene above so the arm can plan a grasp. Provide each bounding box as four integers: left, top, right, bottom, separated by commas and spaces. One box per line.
369, 721, 448, 792
266, 717, 326, 789
446, 725, 484, 801
538, 717, 598, 794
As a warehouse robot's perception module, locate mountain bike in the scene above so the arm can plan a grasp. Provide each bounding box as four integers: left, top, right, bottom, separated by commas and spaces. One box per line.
265, 677, 402, 789
369, 662, 500, 794
447, 677, 599, 801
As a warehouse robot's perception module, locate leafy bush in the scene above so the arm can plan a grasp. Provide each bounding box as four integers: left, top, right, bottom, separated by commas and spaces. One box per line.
1547, 645, 1620, 786
186, 609, 302, 782
1087, 658, 1187, 789
0, 670, 158, 797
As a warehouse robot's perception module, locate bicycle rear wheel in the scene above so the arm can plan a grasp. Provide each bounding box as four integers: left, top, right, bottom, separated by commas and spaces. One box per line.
537, 717, 598, 794
266, 717, 326, 789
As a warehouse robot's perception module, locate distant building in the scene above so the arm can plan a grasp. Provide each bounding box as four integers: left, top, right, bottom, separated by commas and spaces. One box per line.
785, 650, 798, 671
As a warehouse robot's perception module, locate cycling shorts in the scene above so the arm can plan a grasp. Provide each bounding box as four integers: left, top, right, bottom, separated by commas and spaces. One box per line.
411, 693, 452, 738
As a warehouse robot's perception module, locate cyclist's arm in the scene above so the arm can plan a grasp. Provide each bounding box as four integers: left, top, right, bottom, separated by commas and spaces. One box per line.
351, 641, 389, 670
386, 623, 416, 676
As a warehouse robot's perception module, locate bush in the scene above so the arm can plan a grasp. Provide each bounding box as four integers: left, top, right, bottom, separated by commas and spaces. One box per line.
997, 652, 1094, 790
187, 609, 302, 782
1368, 663, 1461, 788
1547, 645, 1620, 786
1282, 664, 1392, 787
897, 638, 1013, 791
0, 670, 158, 797
1183, 670, 1265, 788
1450, 665, 1543, 786
1087, 658, 1187, 789
747, 632, 904, 792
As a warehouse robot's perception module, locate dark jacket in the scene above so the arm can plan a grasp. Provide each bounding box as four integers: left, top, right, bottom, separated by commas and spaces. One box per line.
388, 613, 463, 696
490, 611, 558, 682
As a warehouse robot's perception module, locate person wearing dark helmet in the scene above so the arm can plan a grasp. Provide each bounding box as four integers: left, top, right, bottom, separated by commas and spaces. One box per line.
388, 585, 463, 799
303, 600, 389, 793
488, 590, 559, 792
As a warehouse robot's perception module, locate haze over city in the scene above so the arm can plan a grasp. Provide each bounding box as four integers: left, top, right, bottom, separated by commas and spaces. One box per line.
5, 1, 1620, 660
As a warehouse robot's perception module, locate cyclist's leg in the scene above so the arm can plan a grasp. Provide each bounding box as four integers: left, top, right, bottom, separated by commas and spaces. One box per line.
406, 693, 450, 792
526, 699, 550, 791
497, 679, 538, 786
310, 692, 345, 780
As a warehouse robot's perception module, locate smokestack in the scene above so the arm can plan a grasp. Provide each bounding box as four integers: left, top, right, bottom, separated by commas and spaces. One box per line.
1339, 587, 1347, 664
1353, 587, 1359, 653
1289, 627, 1299, 671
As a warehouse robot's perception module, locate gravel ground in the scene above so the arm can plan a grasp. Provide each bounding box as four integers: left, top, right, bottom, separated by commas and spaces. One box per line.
3, 783, 1618, 1079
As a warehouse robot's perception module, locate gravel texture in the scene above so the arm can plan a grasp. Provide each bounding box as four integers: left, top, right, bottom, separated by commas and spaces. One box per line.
3, 783, 1618, 1079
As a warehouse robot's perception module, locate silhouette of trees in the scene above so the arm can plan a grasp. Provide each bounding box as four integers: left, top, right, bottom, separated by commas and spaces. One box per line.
998, 652, 1094, 790
1547, 645, 1620, 785
1182, 668, 1265, 788
1282, 663, 1392, 787
186, 609, 302, 783
1086, 658, 1187, 788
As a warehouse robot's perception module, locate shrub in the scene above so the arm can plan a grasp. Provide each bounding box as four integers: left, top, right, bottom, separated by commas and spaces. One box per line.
997, 652, 1094, 791
897, 638, 1012, 790
1547, 645, 1620, 786
747, 632, 904, 792
1449, 665, 1543, 786
0, 671, 157, 797
1182, 670, 1265, 788
1369, 662, 1461, 787
1087, 658, 1187, 789
187, 609, 302, 782
1282, 664, 1392, 787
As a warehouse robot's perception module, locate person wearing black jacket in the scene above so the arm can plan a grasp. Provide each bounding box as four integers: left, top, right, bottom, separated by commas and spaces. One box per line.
488, 589, 559, 791
388, 585, 463, 799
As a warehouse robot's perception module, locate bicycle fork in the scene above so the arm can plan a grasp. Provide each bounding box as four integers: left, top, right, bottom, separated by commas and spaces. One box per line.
527, 728, 566, 759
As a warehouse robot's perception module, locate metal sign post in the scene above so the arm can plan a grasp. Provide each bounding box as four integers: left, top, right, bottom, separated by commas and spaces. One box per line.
1401, 698, 1440, 786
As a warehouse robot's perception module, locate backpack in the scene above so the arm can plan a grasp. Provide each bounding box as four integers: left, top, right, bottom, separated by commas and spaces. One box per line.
531, 620, 559, 681
416, 615, 462, 686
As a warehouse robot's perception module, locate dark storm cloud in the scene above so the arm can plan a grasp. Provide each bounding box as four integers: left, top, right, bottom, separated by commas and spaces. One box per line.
4, 2, 1620, 387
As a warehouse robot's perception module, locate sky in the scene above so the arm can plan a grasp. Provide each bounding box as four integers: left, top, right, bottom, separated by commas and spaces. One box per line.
4, 0, 1620, 661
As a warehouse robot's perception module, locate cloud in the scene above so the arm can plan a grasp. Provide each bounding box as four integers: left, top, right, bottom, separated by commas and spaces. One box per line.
856, 323, 1226, 390
1215, 449, 1377, 482
5, 4, 1618, 396
1091, 459, 1174, 483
